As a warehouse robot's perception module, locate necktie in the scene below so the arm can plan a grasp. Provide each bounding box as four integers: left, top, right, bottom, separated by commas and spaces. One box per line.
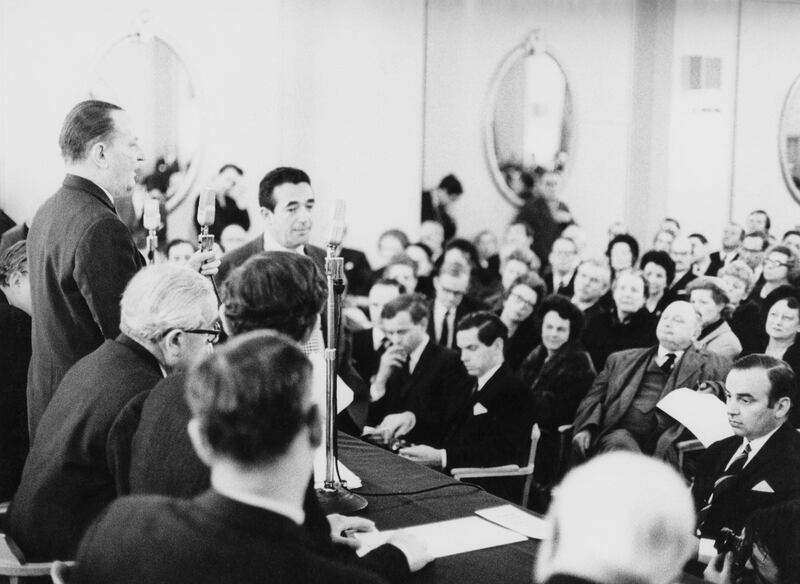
377, 337, 390, 357
439, 311, 450, 347
660, 353, 676, 374
697, 443, 751, 531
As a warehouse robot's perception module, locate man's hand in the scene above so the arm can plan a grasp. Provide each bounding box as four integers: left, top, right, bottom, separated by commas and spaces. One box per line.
371, 412, 416, 444
386, 532, 433, 572
399, 444, 443, 468
572, 429, 592, 455
703, 551, 734, 584
375, 345, 407, 384
187, 249, 221, 277
326, 513, 376, 550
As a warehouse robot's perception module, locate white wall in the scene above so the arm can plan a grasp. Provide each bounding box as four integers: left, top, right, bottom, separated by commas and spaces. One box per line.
0, 0, 425, 263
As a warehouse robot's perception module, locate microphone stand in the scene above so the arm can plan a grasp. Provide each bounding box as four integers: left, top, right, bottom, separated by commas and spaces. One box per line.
145, 229, 158, 265
316, 244, 368, 514
197, 226, 221, 303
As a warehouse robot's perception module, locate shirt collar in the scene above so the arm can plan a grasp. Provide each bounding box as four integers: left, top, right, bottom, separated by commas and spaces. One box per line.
211, 478, 305, 526
476, 362, 503, 392
739, 423, 783, 465
372, 327, 386, 350
409, 335, 429, 373
263, 232, 304, 254
657, 346, 685, 365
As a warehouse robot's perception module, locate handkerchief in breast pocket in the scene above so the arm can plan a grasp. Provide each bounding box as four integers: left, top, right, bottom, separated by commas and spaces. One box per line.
473, 402, 488, 416
751, 480, 775, 493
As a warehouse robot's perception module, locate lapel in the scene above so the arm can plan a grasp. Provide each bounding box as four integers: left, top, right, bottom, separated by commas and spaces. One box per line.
63, 173, 117, 213
115, 333, 164, 377
604, 347, 656, 424
668, 346, 703, 393
737, 423, 793, 487
395, 340, 435, 400
470, 364, 509, 410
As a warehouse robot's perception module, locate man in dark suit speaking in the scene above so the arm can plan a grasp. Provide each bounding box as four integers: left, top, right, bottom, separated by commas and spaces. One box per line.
71, 332, 431, 584
693, 354, 800, 541
26, 100, 217, 437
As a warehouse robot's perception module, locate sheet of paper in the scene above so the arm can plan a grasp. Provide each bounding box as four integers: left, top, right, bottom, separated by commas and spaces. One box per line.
313, 450, 362, 489
656, 387, 734, 447
354, 516, 527, 558
308, 352, 353, 413
475, 504, 549, 540
697, 538, 717, 564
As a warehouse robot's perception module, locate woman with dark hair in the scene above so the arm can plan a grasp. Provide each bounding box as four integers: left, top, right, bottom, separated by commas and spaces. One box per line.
640, 250, 675, 317
749, 244, 799, 301
606, 234, 640, 281
519, 295, 595, 487
498, 273, 546, 373
686, 277, 741, 360
720, 260, 763, 355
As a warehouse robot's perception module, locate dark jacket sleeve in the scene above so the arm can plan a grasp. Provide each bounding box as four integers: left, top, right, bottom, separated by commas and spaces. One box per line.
531, 351, 596, 430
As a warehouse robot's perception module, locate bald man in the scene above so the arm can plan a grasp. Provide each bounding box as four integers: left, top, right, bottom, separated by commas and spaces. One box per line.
572, 301, 731, 464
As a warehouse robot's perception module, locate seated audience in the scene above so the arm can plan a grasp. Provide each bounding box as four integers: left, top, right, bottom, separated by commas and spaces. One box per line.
519, 295, 595, 486
738, 231, 769, 278
374, 228, 410, 274
514, 170, 572, 268
781, 228, 800, 258
166, 238, 195, 264
693, 355, 800, 541
606, 233, 639, 281
483, 246, 537, 311
560, 223, 587, 256
398, 313, 533, 492
582, 269, 656, 371
640, 249, 675, 317
427, 261, 487, 349
503, 221, 541, 270
339, 232, 373, 297
72, 332, 431, 584
689, 232, 722, 276
745, 209, 771, 239
719, 260, 763, 355
534, 452, 695, 584
418, 220, 444, 262
192, 163, 249, 241
660, 216, 681, 237
570, 257, 613, 321
498, 272, 546, 373
749, 244, 798, 301
665, 236, 696, 303
421, 173, 462, 241
382, 253, 418, 298
350, 278, 405, 383
474, 229, 500, 278
7, 264, 217, 561
687, 277, 742, 360
367, 293, 472, 446
0, 241, 32, 500
710, 222, 744, 269
544, 236, 579, 297
652, 228, 675, 252
572, 301, 731, 464
405, 242, 435, 296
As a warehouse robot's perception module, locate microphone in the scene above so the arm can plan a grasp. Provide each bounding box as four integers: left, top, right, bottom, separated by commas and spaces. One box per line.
326, 200, 346, 249
143, 198, 160, 265
196, 189, 216, 252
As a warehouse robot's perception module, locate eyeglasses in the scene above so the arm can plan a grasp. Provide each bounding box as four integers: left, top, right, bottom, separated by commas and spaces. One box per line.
763, 257, 789, 268
182, 322, 222, 344
509, 292, 536, 309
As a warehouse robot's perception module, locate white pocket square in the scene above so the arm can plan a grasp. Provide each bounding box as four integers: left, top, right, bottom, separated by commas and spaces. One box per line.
473, 402, 488, 416
751, 480, 774, 493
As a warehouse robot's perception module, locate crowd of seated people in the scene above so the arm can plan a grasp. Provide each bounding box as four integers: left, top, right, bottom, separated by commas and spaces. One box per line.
4, 98, 800, 584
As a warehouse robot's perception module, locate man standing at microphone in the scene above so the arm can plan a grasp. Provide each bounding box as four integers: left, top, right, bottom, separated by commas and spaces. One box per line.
27, 100, 219, 437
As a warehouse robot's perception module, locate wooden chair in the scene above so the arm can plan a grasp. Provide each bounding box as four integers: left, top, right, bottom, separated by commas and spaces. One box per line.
451, 423, 541, 508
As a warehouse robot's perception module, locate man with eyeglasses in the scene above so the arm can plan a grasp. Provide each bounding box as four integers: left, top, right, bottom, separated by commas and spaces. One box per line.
545, 236, 579, 297
427, 261, 486, 349
514, 170, 574, 268
7, 264, 218, 562
739, 231, 770, 277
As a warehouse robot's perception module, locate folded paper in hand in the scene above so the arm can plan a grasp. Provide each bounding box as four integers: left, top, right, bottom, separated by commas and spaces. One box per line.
656, 387, 734, 447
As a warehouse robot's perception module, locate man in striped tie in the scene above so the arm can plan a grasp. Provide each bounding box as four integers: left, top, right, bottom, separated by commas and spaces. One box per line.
692, 354, 800, 541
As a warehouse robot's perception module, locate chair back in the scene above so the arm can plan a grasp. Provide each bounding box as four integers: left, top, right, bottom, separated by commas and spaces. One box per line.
520, 423, 541, 508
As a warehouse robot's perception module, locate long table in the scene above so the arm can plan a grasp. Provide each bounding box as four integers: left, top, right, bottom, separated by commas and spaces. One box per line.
336, 433, 539, 584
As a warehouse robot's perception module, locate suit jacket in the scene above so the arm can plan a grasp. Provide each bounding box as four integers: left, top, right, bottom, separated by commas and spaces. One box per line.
369, 340, 472, 446
663, 270, 697, 305
694, 320, 741, 361
27, 174, 145, 435
421, 190, 456, 240
503, 316, 541, 374
514, 194, 571, 270
573, 345, 731, 462
193, 193, 250, 241
692, 422, 800, 538
7, 335, 162, 561
217, 234, 327, 285
341, 246, 373, 296
427, 295, 488, 349
581, 307, 657, 371
544, 271, 576, 298
71, 491, 407, 584
443, 363, 532, 470
0, 221, 27, 254
351, 328, 383, 383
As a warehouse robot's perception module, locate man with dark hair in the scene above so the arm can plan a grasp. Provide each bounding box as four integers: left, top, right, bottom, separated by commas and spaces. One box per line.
693, 354, 800, 540
739, 231, 770, 275
514, 170, 573, 268
165, 238, 195, 264
689, 232, 723, 276
545, 236, 579, 297
710, 223, 744, 270
367, 293, 472, 446
399, 312, 532, 479
781, 228, 800, 258
421, 173, 462, 241
746, 209, 772, 236
218, 166, 323, 282
570, 257, 613, 321
350, 278, 405, 383
428, 261, 487, 349
71, 332, 431, 584
26, 100, 217, 437
192, 163, 249, 240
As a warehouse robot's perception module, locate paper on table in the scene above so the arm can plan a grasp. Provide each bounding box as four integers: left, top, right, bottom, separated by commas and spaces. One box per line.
307, 351, 353, 413
354, 516, 527, 558
656, 387, 734, 447
475, 505, 550, 540
313, 449, 362, 489
697, 538, 717, 564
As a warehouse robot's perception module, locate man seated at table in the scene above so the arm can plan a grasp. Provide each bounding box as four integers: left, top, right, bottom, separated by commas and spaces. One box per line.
534, 451, 695, 584
71, 331, 431, 584
398, 312, 532, 478
693, 354, 800, 541
366, 293, 472, 447
7, 264, 218, 561
571, 301, 731, 464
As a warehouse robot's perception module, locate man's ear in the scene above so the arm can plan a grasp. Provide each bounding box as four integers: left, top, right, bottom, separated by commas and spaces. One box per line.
259, 206, 272, 221
774, 396, 792, 420
88, 141, 108, 168
306, 404, 323, 448
187, 418, 215, 467
158, 328, 183, 363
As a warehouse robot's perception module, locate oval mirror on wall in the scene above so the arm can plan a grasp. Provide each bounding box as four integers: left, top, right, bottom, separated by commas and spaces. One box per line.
88, 30, 202, 214
485, 31, 573, 206
780, 75, 800, 204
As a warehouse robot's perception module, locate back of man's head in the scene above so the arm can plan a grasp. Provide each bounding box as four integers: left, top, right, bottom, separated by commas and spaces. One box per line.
185, 330, 317, 465
119, 263, 216, 345
59, 100, 122, 164
0, 241, 27, 288
258, 166, 310, 211
220, 251, 325, 341
535, 452, 695, 584
381, 293, 430, 324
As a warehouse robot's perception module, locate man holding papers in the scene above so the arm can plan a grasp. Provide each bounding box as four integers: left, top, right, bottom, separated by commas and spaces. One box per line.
692, 354, 800, 540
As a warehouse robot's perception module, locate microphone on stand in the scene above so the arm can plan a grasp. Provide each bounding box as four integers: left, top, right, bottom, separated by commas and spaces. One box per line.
196, 188, 220, 302
143, 198, 161, 265
316, 200, 367, 514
